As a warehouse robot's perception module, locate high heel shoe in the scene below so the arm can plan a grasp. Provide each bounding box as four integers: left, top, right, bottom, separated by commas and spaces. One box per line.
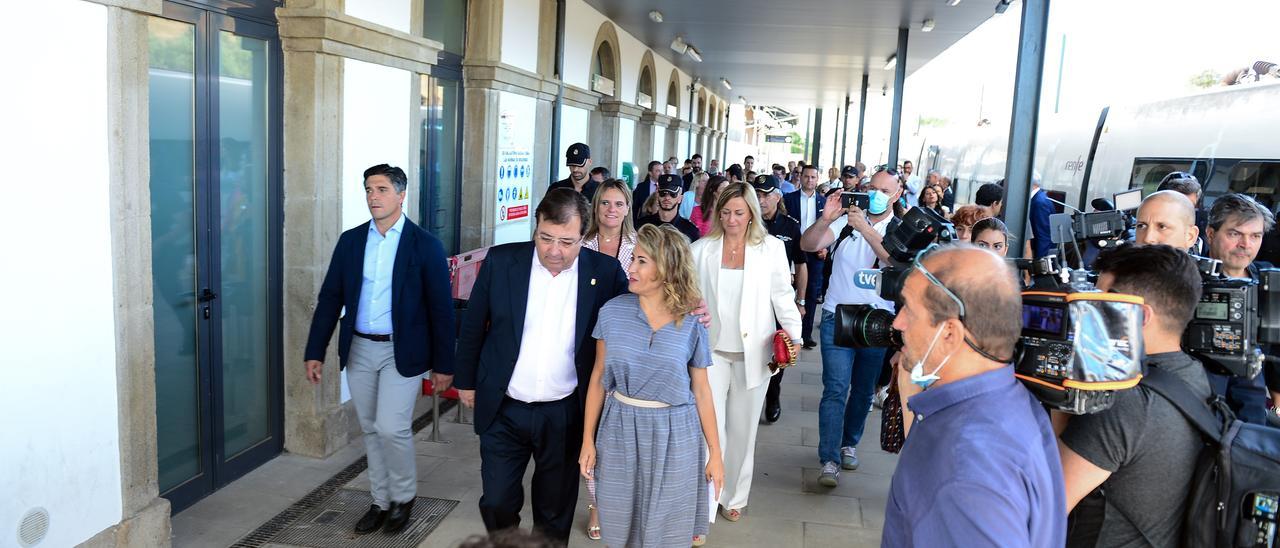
586, 504, 602, 540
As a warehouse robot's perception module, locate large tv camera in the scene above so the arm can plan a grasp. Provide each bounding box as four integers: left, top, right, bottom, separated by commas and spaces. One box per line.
1013, 260, 1146, 415
832, 206, 955, 349
1182, 255, 1280, 379
1046, 189, 1142, 269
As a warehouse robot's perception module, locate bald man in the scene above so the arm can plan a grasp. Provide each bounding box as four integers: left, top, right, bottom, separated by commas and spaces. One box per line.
1134, 190, 1199, 250
883, 246, 1065, 546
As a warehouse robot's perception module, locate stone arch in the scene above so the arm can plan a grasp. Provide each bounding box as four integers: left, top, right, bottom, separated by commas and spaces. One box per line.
666, 68, 681, 116
637, 50, 657, 110
590, 21, 622, 97
696, 88, 708, 126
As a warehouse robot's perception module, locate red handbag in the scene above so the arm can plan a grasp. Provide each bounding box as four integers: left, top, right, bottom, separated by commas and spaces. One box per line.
768, 330, 797, 373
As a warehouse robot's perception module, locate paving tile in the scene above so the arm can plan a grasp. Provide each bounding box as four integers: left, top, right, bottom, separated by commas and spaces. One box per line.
804, 521, 882, 548
801, 372, 824, 385
755, 422, 803, 446
801, 467, 892, 502
802, 426, 820, 447
704, 515, 805, 547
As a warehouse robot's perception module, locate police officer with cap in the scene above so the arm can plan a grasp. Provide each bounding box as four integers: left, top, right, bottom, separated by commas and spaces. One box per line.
637, 174, 701, 242
549, 142, 599, 199
753, 173, 807, 423
839, 165, 860, 192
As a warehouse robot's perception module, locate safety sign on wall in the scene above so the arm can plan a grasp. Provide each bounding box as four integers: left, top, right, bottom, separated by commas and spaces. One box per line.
494, 92, 535, 244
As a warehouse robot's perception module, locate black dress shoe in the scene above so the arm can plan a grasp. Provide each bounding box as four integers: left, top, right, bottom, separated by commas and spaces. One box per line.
765, 399, 781, 423
354, 505, 387, 535
383, 499, 415, 535
803, 340, 817, 349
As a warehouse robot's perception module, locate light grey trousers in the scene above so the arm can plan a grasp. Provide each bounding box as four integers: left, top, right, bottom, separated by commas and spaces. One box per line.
347, 336, 422, 509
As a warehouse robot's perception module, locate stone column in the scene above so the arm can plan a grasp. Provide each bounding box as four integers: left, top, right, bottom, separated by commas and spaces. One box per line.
667, 119, 688, 161
592, 99, 643, 179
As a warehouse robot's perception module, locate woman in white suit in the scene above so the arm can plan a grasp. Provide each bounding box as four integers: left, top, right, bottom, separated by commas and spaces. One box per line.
690, 181, 803, 524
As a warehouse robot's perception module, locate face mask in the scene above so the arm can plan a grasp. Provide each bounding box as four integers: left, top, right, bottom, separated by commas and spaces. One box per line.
868, 189, 891, 215
910, 324, 955, 390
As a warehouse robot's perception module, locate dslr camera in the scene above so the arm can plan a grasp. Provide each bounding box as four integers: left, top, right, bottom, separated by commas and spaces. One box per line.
1182, 255, 1280, 379
832, 206, 955, 349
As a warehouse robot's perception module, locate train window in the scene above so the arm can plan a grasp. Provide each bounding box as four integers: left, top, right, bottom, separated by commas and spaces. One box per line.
1128, 158, 1211, 196
1226, 162, 1280, 208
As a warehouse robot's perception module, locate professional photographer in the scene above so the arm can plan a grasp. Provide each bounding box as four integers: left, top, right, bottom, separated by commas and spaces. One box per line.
1058, 244, 1210, 547
1204, 193, 1276, 425
799, 169, 901, 487
882, 245, 1065, 546
1134, 190, 1199, 250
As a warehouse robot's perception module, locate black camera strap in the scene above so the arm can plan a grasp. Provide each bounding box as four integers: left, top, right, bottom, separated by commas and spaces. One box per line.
1140, 366, 1228, 441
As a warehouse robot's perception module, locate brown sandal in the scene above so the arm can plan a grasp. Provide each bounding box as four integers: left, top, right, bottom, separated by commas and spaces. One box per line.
586, 504, 601, 540
719, 506, 742, 522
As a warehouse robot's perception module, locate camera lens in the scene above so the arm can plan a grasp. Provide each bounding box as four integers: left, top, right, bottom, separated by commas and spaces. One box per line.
834, 304, 902, 348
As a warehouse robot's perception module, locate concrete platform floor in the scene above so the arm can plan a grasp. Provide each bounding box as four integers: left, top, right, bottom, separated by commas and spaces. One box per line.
172, 341, 896, 547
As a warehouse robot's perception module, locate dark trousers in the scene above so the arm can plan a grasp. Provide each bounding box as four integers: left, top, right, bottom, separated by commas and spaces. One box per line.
1207, 371, 1269, 425
767, 369, 784, 406
478, 394, 583, 543
801, 253, 824, 343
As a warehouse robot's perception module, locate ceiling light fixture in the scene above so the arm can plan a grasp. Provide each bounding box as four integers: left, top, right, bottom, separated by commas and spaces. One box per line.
946, 0, 962, 5
687, 47, 703, 63
739, 95, 748, 104
994, 0, 1012, 14
670, 35, 688, 54
884, 54, 897, 71
720, 78, 732, 90
921, 19, 935, 32
648, 10, 664, 23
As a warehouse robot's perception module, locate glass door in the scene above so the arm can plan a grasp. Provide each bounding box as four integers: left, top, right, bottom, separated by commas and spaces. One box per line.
420, 72, 464, 254
148, 1, 282, 513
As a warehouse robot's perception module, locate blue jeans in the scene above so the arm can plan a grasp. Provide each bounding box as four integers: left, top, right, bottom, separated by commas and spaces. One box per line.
818, 309, 887, 464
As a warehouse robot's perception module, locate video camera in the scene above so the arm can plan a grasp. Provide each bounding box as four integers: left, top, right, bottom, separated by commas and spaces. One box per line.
1182, 255, 1280, 379
833, 206, 955, 349
1013, 260, 1146, 415
1047, 189, 1142, 268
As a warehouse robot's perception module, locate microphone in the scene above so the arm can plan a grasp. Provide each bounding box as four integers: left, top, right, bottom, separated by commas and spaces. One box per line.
1091, 198, 1116, 212
853, 269, 883, 292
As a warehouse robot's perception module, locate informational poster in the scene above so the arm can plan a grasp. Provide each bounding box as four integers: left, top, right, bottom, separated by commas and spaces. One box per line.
494, 91, 536, 244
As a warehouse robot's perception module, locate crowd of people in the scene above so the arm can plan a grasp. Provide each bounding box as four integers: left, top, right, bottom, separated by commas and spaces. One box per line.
303, 145, 1279, 547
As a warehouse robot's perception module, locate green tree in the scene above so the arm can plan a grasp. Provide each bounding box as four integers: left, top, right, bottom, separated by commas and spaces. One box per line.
788, 131, 806, 155
1189, 69, 1220, 89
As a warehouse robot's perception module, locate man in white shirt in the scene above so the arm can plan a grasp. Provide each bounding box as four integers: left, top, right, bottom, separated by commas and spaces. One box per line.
784, 164, 826, 347
902, 160, 923, 208
800, 169, 903, 487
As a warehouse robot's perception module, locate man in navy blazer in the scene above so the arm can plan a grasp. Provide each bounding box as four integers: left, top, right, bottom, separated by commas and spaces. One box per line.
304, 164, 456, 536
632, 160, 662, 223
454, 189, 628, 543
1028, 182, 1056, 259
784, 165, 827, 348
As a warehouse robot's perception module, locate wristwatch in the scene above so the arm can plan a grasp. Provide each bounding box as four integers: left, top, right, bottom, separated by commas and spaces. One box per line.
796, 299, 806, 306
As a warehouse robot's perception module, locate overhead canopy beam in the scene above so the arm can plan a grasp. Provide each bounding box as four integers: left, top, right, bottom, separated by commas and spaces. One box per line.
1002, 0, 1051, 258
855, 74, 868, 164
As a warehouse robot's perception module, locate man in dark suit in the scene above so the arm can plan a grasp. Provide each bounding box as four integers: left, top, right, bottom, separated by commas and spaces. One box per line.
633, 160, 661, 223
784, 165, 826, 348
454, 189, 629, 543
304, 164, 456, 535
1028, 182, 1056, 258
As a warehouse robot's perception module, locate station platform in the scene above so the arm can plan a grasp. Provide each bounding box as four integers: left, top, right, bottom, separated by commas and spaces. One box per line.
172, 341, 896, 547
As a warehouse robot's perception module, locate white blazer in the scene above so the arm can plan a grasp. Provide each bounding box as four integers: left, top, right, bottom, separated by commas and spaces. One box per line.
691, 234, 804, 390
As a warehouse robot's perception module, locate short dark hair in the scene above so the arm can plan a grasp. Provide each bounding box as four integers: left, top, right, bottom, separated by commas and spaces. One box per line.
903, 160, 913, 166
590, 166, 610, 178
536, 188, 590, 235
648, 160, 662, 172
975, 183, 1005, 207
772, 164, 784, 171
744, 155, 754, 161
970, 216, 1009, 242
1094, 243, 1202, 334
692, 153, 703, 160
363, 164, 408, 193
1157, 172, 1202, 197
1208, 193, 1275, 232
802, 164, 819, 174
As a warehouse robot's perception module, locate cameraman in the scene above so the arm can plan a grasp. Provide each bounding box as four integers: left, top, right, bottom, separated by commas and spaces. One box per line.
1133, 190, 1199, 250
1058, 244, 1210, 547
799, 169, 902, 486
1204, 193, 1276, 424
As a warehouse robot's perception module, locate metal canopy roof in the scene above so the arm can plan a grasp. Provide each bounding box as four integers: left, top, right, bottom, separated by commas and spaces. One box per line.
583, 0, 1003, 109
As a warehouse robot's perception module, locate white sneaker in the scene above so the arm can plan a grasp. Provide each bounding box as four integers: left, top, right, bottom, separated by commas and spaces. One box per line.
841, 446, 859, 470
818, 461, 840, 487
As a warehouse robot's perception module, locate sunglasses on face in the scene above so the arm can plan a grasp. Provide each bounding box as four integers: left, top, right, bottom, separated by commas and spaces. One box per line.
658, 190, 680, 198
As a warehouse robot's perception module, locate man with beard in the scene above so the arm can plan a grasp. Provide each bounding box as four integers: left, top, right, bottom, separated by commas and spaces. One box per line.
637, 174, 701, 242
548, 142, 598, 199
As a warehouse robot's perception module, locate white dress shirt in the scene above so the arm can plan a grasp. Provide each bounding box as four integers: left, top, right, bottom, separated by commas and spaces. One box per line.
798, 190, 818, 232
507, 250, 580, 402
355, 213, 405, 334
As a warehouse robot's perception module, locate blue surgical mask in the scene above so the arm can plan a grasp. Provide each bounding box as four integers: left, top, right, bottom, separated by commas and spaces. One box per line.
910, 325, 955, 390
868, 189, 891, 215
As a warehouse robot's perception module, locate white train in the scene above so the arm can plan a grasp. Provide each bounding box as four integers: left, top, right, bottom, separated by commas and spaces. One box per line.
918, 80, 1280, 260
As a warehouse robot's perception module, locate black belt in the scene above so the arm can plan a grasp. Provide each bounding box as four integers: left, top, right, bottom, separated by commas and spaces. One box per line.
354, 331, 392, 342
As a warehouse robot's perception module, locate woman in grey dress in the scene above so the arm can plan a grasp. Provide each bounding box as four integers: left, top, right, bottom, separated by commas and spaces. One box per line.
579, 224, 725, 548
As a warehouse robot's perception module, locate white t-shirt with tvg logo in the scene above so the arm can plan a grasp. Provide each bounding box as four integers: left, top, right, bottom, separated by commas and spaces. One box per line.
822, 213, 896, 314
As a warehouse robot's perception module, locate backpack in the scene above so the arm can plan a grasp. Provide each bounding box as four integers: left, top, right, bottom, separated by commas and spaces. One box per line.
1141, 367, 1280, 548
